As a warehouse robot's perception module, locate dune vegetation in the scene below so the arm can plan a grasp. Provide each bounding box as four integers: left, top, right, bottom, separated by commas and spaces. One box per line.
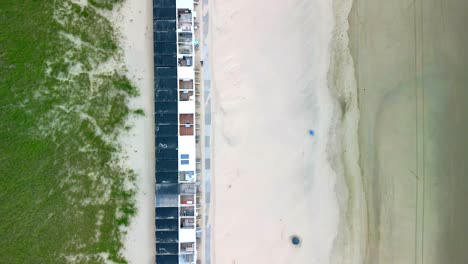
0, 0, 139, 263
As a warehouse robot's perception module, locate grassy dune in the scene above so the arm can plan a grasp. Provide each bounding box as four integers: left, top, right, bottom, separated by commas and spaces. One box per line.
0, 0, 139, 263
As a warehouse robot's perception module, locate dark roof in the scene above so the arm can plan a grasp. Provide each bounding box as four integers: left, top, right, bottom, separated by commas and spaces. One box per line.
153, 0, 176, 8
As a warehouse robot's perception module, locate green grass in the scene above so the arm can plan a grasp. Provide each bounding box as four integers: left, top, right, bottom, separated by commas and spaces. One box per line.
133, 109, 146, 116
0, 1, 139, 263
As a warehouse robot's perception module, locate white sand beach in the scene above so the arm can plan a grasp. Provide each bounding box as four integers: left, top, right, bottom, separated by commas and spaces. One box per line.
110, 0, 468, 263
208, 0, 351, 263
112, 0, 155, 263
209, 0, 468, 262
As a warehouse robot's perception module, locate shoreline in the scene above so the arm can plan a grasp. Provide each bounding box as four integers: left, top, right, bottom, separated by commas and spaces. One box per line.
328, 0, 367, 263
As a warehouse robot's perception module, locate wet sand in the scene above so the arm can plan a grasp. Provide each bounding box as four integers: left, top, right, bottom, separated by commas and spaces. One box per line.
347, 0, 468, 263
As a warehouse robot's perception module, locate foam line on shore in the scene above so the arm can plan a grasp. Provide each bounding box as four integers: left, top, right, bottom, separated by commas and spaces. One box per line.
327, 0, 367, 263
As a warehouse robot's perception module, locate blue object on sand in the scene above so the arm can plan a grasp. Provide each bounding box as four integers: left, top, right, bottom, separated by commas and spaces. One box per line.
291, 236, 301, 245
309, 130, 315, 136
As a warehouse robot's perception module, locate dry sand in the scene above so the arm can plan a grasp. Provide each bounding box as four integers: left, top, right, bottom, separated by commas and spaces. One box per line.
209, 0, 346, 263
111, 0, 155, 263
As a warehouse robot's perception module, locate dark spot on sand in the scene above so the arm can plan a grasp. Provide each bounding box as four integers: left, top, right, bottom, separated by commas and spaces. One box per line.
291, 235, 301, 246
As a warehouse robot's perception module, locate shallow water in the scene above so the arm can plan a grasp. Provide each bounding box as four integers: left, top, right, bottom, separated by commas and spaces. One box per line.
348, 0, 468, 263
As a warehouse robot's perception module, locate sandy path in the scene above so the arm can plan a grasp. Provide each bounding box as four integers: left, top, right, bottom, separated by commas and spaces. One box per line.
115, 0, 155, 263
